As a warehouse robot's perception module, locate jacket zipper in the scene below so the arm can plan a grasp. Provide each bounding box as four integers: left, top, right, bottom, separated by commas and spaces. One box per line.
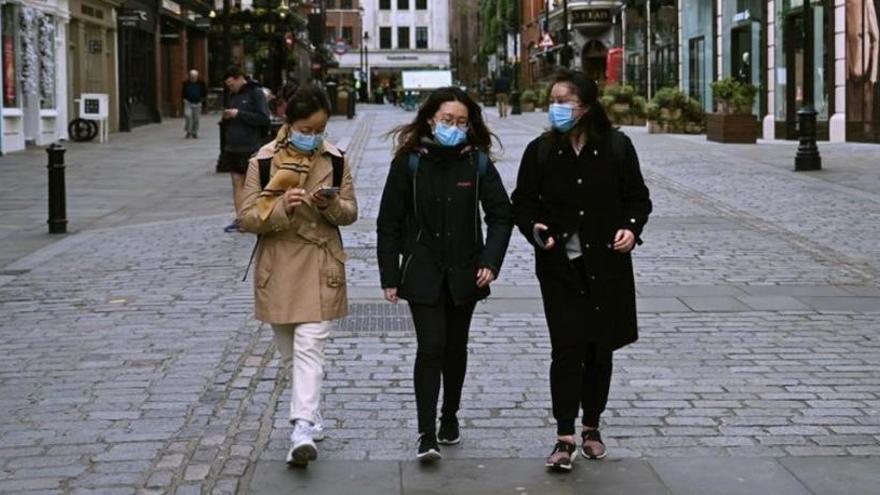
400, 229, 422, 286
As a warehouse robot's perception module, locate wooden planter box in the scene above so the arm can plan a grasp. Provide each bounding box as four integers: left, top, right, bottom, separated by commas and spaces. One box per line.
521, 102, 535, 112
706, 113, 758, 143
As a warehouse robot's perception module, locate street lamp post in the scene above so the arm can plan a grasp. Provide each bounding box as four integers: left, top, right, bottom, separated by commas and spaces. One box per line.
562, 0, 569, 67
794, 1, 821, 171
364, 31, 370, 98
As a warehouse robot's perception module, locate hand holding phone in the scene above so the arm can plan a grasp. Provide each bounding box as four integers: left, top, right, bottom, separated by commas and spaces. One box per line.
317, 186, 340, 198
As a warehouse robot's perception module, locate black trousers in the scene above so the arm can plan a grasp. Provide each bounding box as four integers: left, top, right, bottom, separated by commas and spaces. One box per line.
548, 258, 614, 436
408, 287, 477, 437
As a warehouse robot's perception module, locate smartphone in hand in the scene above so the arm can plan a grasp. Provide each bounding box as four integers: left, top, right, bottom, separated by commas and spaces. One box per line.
317, 186, 340, 198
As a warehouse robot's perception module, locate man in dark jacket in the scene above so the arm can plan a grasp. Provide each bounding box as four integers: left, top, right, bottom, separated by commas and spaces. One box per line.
494, 73, 511, 118
218, 65, 270, 232
182, 69, 207, 138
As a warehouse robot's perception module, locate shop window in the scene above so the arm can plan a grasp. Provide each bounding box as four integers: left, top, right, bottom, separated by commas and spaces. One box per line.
340, 0, 353, 8
398, 26, 410, 49
380, 0, 390, 10
398, 0, 409, 10
342, 26, 353, 44
416, 0, 427, 9
416, 27, 428, 49
380, 27, 392, 49
3, 5, 56, 110
845, 0, 880, 142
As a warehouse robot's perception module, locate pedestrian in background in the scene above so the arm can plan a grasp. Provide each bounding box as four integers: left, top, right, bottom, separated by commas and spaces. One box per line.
238, 84, 358, 467
218, 65, 271, 233
182, 69, 207, 139
377, 87, 513, 462
494, 72, 511, 118
511, 69, 652, 472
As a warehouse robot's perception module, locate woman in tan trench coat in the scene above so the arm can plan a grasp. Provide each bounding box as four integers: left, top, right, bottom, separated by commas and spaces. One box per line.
239, 84, 357, 467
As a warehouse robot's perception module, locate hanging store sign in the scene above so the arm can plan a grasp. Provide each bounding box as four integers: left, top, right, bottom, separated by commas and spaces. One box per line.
571, 9, 611, 25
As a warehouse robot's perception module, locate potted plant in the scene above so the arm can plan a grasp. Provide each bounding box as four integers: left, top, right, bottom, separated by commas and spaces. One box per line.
520, 89, 537, 112
535, 85, 549, 111
707, 77, 758, 143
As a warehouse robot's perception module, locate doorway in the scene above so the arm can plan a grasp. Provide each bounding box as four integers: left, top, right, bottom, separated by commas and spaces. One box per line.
581, 40, 607, 85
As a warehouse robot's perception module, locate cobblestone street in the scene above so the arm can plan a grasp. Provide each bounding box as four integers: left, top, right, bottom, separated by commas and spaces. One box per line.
0, 105, 878, 494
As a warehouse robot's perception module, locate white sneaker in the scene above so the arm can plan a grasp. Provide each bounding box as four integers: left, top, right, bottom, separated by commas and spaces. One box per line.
286, 421, 317, 467
310, 411, 325, 442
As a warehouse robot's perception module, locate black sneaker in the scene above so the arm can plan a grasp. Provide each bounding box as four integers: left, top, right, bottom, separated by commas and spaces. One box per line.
545, 440, 577, 472
417, 434, 441, 462
437, 417, 460, 445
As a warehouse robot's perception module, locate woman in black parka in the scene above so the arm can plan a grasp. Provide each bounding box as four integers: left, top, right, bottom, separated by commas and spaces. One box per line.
377, 87, 513, 463
511, 70, 652, 472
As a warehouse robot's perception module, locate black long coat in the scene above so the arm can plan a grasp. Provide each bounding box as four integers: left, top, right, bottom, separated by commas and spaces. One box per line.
511, 130, 652, 354
377, 142, 513, 306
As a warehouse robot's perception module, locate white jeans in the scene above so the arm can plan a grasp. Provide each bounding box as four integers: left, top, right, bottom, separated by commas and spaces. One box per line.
271, 322, 330, 424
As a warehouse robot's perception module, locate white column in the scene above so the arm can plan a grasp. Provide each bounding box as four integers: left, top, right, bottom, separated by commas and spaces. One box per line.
764, 0, 776, 140
56, 18, 69, 140
829, 0, 846, 142
677, 0, 683, 90
715, 0, 722, 80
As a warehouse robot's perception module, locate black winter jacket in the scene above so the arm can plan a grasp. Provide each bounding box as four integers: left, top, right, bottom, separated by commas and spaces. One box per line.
223, 81, 270, 153
377, 142, 513, 305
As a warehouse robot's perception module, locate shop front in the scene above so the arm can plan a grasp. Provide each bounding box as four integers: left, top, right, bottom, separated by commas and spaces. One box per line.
720, 0, 767, 120
68, 0, 119, 133
846, 0, 880, 143
544, 1, 623, 86
208, 6, 311, 98
623, 0, 678, 97
158, 1, 209, 117
118, 0, 159, 130
681, 0, 714, 111
771, 0, 833, 140
1, 0, 69, 153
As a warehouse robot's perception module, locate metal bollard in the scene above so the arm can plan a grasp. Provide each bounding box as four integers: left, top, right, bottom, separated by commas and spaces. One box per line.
46, 143, 67, 234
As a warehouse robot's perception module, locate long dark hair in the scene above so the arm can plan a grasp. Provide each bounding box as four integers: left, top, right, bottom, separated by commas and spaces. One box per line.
285, 83, 331, 123
546, 69, 613, 144
387, 86, 499, 159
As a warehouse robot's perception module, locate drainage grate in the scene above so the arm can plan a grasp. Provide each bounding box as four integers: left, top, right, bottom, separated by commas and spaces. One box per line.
336, 303, 414, 334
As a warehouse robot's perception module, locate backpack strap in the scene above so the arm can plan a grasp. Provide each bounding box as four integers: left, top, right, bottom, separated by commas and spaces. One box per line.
258, 157, 272, 190
476, 150, 488, 178
330, 151, 345, 187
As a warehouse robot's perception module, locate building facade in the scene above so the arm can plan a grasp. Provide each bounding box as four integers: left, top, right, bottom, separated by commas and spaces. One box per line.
519, 0, 877, 144
449, 0, 480, 87
361, 0, 451, 91
1, 0, 70, 153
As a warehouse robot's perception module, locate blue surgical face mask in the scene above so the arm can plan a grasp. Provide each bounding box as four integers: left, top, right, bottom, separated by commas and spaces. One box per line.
433, 122, 468, 147
549, 103, 579, 132
289, 130, 323, 152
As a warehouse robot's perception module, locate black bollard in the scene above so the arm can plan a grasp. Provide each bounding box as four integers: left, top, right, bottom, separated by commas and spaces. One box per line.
46, 143, 67, 234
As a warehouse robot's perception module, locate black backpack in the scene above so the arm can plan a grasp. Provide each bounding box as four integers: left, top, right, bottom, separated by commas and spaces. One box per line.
242, 151, 346, 281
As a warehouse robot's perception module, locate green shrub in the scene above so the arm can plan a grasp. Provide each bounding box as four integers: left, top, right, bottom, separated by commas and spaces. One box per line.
711, 77, 757, 114
521, 89, 537, 104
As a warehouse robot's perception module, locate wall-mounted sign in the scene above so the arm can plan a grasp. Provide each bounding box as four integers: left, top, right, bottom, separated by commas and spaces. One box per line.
118, 9, 149, 27
386, 55, 419, 61
571, 9, 612, 25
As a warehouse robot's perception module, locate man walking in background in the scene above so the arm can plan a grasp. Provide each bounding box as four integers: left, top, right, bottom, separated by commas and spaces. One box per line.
218, 65, 270, 233
182, 69, 207, 138
494, 72, 511, 118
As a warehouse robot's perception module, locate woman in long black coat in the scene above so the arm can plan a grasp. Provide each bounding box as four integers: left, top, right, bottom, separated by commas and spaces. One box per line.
511, 70, 652, 472
376, 87, 513, 462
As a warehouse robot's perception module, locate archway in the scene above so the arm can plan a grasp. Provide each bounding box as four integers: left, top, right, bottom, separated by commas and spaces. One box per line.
581, 40, 608, 84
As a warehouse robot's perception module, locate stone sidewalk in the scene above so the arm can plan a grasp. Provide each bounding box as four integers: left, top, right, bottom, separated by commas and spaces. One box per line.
0, 104, 878, 494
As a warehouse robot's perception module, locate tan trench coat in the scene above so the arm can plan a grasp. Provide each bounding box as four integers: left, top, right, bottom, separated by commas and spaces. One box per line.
239, 139, 358, 324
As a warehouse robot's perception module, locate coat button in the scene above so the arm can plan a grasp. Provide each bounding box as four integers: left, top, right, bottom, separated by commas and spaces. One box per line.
558, 150, 563, 155
630, 218, 636, 224
579, 210, 584, 216
310, 222, 317, 228
593, 150, 598, 156
590, 275, 596, 281
577, 179, 583, 184
435, 233, 440, 237
562, 233, 568, 239
584, 243, 590, 249
594, 306, 600, 311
